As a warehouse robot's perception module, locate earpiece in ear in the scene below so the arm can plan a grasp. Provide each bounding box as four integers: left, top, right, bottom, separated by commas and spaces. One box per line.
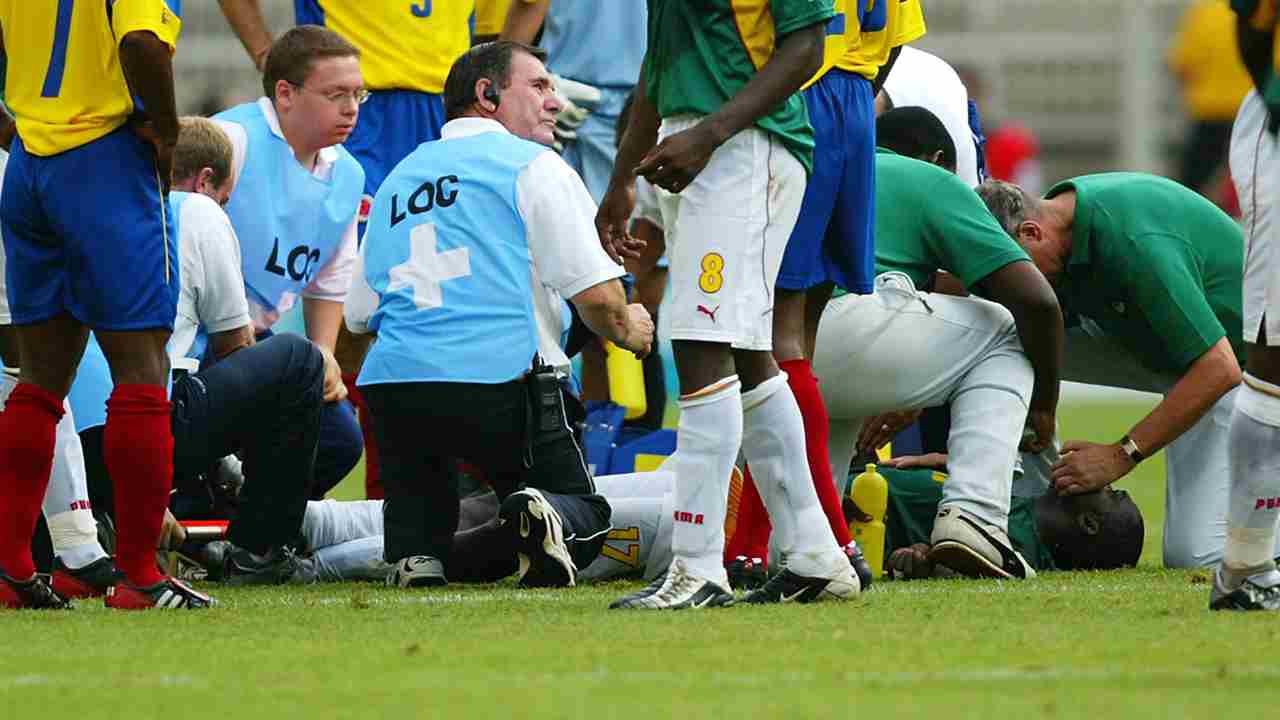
483, 84, 501, 110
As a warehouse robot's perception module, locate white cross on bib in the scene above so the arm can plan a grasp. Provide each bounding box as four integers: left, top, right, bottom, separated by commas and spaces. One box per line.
387, 223, 471, 310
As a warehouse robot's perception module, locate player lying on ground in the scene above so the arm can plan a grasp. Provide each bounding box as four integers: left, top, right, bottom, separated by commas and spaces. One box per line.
734, 106, 1064, 581
977, 173, 1247, 572
66, 117, 329, 595
878, 455, 1143, 578
177, 460, 1141, 585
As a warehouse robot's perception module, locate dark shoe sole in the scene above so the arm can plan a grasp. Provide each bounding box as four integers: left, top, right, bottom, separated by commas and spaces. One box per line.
928, 541, 1016, 580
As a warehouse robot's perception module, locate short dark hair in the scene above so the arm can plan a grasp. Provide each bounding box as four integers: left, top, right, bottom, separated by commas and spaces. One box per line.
262, 25, 360, 100
1035, 488, 1145, 570
876, 106, 956, 172
443, 41, 548, 121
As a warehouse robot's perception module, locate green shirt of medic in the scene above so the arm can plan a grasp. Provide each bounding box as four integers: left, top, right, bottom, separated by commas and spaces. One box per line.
1045, 173, 1244, 374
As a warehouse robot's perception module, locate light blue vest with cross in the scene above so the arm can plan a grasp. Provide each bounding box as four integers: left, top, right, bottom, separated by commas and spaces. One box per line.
214, 101, 365, 317
357, 130, 552, 386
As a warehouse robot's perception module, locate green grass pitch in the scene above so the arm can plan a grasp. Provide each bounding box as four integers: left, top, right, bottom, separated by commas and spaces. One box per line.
6, 399, 1280, 719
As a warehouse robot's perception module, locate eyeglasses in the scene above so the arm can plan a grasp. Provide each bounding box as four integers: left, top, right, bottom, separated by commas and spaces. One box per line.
288, 81, 370, 106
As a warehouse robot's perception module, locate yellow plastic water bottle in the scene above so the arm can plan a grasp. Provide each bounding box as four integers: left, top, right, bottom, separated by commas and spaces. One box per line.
849, 463, 888, 579
604, 340, 647, 420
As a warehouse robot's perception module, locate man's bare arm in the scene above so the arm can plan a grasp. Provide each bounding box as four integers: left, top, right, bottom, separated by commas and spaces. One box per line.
634, 23, 826, 192
119, 31, 179, 192
217, 0, 274, 71
208, 325, 255, 359
978, 259, 1065, 450
698, 25, 824, 152
1129, 337, 1241, 456
871, 45, 903, 96
500, 0, 548, 44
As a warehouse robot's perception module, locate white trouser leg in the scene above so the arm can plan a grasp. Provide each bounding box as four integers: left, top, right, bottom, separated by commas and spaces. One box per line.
305, 536, 391, 583
828, 418, 861, 497
814, 274, 1033, 528
1162, 387, 1237, 568
300, 499, 386, 552
592, 471, 675, 501
941, 337, 1033, 528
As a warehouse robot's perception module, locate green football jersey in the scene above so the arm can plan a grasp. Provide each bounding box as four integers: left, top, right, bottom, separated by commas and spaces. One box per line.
1047, 173, 1245, 373
833, 149, 1030, 297
879, 466, 1056, 572
643, 0, 835, 174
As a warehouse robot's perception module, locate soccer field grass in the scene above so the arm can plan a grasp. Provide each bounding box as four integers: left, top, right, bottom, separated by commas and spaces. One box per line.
6, 399, 1278, 719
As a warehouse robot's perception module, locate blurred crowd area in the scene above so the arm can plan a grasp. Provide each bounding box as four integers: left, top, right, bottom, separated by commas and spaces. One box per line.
175, 0, 1247, 209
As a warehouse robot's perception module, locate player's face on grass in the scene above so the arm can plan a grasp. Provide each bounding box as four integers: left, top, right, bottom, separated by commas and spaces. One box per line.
494, 51, 562, 147
288, 55, 363, 148
1034, 487, 1143, 570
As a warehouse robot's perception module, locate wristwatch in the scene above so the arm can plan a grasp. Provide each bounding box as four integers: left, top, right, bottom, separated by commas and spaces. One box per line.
1119, 435, 1145, 464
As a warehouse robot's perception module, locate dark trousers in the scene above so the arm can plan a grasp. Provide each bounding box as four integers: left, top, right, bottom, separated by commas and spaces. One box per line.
252, 330, 364, 499
84, 334, 325, 555
363, 380, 611, 568
174, 334, 324, 553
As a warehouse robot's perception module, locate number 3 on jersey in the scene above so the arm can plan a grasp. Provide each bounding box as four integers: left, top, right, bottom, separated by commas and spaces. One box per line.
698, 252, 725, 294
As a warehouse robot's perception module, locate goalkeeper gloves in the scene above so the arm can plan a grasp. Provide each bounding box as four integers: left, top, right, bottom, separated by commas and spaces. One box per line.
550, 74, 603, 153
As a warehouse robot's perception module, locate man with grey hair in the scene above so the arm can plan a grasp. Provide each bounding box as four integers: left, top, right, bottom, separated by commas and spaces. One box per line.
977, 174, 1254, 571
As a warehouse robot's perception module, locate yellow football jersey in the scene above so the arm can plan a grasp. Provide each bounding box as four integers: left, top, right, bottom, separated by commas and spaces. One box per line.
802, 0, 851, 89
306, 1, 474, 94
473, 0, 514, 38
837, 0, 926, 80
0, 0, 181, 157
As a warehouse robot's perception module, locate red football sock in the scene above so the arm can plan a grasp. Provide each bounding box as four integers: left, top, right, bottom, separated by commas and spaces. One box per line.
106, 384, 173, 587
344, 373, 383, 500
723, 465, 772, 565
780, 358, 853, 547
0, 383, 63, 580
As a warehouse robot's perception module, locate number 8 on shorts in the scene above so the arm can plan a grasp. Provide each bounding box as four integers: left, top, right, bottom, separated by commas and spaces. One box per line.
698, 252, 725, 293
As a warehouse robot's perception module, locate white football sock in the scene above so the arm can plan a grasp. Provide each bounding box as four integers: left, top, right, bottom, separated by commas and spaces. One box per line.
741, 372, 844, 578
670, 376, 741, 586
1224, 375, 1280, 581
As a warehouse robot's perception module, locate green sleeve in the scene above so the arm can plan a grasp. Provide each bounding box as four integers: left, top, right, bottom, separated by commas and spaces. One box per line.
1125, 234, 1227, 371
922, 173, 1031, 289
771, 0, 835, 36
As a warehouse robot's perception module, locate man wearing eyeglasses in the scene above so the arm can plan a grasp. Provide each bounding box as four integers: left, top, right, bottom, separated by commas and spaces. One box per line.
211, 26, 367, 500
